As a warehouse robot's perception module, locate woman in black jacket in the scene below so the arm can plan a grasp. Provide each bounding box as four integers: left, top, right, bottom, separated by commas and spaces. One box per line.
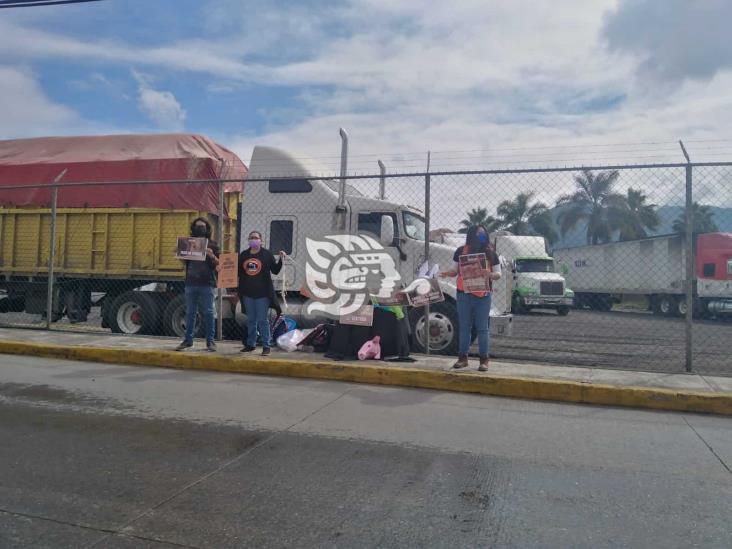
238, 230, 286, 355
176, 217, 219, 352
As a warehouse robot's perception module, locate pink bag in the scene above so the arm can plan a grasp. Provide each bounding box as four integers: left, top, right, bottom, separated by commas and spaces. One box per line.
358, 336, 381, 360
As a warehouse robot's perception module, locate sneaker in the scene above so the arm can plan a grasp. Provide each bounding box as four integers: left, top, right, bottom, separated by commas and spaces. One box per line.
452, 355, 468, 369
240, 345, 256, 353
175, 341, 193, 352
206, 341, 217, 352
262, 347, 271, 356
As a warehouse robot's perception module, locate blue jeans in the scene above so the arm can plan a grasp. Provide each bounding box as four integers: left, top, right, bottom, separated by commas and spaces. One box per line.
243, 296, 271, 348
184, 285, 216, 344
456, 291, 492, 356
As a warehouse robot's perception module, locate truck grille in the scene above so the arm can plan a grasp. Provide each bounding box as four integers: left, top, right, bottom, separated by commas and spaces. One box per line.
540, 281, 564, 296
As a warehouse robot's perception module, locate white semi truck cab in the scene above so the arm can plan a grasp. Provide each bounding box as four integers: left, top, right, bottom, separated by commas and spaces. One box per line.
494, 234, 574, 316
239, 146, 513, 354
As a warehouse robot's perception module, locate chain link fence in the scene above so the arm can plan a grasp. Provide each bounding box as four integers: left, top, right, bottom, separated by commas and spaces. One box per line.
0, 159, 730, 376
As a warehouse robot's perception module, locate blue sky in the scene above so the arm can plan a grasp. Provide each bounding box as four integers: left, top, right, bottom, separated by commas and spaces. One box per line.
1, 0, 732, 177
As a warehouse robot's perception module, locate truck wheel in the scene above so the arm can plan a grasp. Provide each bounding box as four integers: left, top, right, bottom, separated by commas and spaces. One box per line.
557, 306, 570, 316
511, 294, 528, 314
656, 295, 675, 317
109, 292, 160, 335
409, 300, 458, 355
162, 294, 202, 339
675, 297, 688, 317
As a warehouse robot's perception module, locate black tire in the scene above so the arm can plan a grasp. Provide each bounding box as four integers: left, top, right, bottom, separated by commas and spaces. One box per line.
655, 294, 675, 317
675, 297, 687, 318
557, 306, 570, 316
162, 294, 203, 339
408, 300, 459, 355
108, 291, 161, 335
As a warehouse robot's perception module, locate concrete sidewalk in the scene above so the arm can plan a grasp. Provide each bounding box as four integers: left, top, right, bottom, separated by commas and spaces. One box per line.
0, 327, 730, 415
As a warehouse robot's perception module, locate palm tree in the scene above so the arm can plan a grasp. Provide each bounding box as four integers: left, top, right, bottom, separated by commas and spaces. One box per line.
496, 192, 558, 244
617, 188, 660, 241
672, 202, 718, 235
529, 210, 559, 245
458, 207, 497, 234
556, 169, 625, 244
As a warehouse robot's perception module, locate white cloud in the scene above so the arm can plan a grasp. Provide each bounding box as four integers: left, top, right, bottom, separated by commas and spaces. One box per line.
0, 66, 80, 139
132, 71, 186, 131
2, 0, 732, 181
602, 0, 732, 83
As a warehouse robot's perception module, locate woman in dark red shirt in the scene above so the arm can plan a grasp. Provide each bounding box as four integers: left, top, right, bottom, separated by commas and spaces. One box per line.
440, 225, 501, 371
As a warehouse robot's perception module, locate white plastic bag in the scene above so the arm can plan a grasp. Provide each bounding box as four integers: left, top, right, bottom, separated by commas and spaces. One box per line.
277, 329, 304, 352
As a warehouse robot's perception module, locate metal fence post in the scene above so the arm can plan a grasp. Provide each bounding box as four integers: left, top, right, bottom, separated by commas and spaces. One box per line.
46, 184, 58, 330
378, 160, 386, 200
684, 163, 694, 372
217, 173, 225, 341
423, 158, 431, 355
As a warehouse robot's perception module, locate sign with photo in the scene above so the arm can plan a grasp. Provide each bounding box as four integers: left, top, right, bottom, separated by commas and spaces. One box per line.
459, 253, 490, 293
216, 252, 239, 288
370, 289, 407, 307
403, 278, 445, 307
339, 304, 374, 326
176, 236, 208, 261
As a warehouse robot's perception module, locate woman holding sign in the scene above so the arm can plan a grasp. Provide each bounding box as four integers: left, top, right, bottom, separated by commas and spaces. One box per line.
238, 230, 286, 356
175, 218, 219, 352
439, 225, 501, 371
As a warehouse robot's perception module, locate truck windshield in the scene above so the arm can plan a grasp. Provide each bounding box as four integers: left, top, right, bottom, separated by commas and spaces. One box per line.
516, 259, 554, 273
403, 211, 426, 240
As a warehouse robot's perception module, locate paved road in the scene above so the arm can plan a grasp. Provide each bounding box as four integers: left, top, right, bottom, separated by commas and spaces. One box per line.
495, 309, 732, 375
0, 354, 730, 548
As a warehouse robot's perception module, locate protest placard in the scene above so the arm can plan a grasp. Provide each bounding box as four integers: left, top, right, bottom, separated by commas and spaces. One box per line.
459, 253, 490, 293
340, 305, 374, 326
403, 278, 445, 307
176, 236, 208, 261
216, 252, 238, 288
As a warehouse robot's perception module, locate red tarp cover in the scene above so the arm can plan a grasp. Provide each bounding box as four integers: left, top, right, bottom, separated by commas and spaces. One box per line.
0, 134, 248, 215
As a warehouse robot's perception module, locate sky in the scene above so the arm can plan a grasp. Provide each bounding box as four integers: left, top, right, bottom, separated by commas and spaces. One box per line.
1, 0, 732, 221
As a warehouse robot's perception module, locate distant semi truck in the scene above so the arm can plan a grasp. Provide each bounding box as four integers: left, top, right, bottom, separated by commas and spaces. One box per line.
494, 234, 574, 316
554, 233, 732, 317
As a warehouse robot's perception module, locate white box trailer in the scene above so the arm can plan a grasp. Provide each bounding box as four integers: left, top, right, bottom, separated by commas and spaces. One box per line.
554, 233, 732, 317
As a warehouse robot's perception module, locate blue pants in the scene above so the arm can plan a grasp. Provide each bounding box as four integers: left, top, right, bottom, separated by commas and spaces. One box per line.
184, 285, 216, 344
457, 291, 492, 356
243, 296, 271, 348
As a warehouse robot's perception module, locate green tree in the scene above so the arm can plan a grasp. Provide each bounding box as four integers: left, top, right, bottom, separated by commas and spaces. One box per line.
496, 192, 558, 244
556, 169, 625, 244
672, 202, 718, 235
458, 207, 498, 234
617, 188, 661, 241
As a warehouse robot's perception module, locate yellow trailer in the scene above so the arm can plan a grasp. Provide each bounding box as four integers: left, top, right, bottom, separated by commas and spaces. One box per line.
0, 200, 238, 278
0, 133, 247, 338
0, 196, 240, 337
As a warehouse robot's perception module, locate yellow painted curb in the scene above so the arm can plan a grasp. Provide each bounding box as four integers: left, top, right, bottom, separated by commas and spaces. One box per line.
0, 339, 730, 415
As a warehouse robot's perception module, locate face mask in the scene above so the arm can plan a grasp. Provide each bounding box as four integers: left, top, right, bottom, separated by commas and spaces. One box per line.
248, 238, 261, 249
477, 232, 488, 245
192, 226, 207, 237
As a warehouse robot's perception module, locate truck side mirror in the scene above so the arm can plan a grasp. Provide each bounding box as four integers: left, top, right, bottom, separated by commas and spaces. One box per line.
380, 215, 395, 247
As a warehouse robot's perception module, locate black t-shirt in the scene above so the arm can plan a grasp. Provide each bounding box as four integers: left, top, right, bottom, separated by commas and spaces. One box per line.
453, 245, 500, 292
238, 248, 283, 299
185, 241, 219, 287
